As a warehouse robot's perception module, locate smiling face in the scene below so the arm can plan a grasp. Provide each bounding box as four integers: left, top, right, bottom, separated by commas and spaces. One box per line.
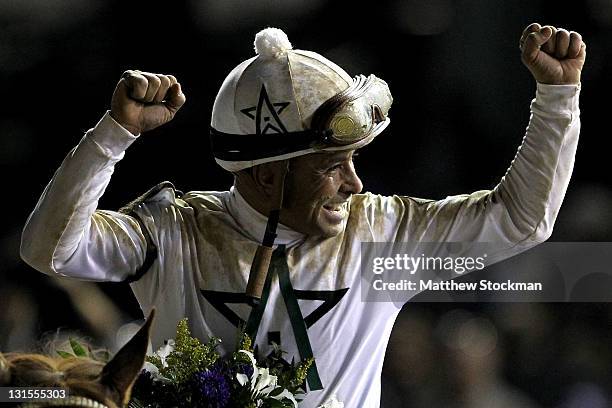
280, 150, 363, 237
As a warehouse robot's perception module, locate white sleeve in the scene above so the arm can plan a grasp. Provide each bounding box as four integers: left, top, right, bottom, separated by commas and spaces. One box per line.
364, 83, 580, 260
20, 112, 148, 282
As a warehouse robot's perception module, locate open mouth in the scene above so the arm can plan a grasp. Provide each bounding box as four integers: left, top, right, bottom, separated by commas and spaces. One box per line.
323, 203, 346, 212
321, 202, 348, 224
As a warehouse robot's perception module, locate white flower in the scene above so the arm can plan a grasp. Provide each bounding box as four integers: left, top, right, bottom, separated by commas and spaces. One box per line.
142, 362, 170, 382
252, 367, 277, 396
236, 349, 298, 407
238, 349, 279, 396
319, 395, 344, 408
153, 339, 175, 367
143, 362, 160, 376
236, 373, 249, 386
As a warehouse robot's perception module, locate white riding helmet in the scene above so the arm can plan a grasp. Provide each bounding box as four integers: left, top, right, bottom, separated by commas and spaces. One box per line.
210, 27, 393, 172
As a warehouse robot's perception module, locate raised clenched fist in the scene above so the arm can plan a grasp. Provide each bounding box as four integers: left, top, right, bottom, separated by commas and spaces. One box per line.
110, 70, 186, 135
519, 23, 586, 85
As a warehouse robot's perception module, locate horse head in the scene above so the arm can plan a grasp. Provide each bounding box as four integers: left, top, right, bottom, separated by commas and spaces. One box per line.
0, 309, 155, 408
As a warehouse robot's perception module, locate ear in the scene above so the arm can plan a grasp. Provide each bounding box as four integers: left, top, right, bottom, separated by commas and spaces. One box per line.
100, 309, 155, 406
252, 160, 289, 200
251, 162, 279, 197
0, 352, 10, 385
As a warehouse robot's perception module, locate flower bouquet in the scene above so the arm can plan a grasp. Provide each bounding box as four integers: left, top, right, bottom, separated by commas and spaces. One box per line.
128, 319, 340, 408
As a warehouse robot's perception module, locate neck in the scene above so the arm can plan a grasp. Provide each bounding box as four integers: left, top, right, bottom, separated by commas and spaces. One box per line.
228, 185, 304, 247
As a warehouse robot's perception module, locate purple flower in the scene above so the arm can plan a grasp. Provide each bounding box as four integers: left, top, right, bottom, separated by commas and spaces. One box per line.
193, 366, 231, 408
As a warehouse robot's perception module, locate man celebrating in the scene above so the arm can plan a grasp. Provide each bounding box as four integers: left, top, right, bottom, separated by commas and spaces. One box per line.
21, 24, 585, 407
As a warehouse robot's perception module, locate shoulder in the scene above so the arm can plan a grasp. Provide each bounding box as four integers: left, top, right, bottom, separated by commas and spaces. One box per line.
119, 182, 231, 215
350, 191, 491, 212
119, 181, 186, 215
349, 192, 437, 214
181, 190, 230, 213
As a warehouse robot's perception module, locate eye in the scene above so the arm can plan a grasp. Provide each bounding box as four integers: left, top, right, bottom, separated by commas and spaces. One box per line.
327, 163, 343, 172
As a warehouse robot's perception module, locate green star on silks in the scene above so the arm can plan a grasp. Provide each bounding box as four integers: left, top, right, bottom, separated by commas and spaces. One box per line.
200, 246, 348, 391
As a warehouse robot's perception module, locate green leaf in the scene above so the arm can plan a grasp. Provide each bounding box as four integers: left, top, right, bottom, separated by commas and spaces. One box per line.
69, 338, 88, 357
265, 399, 285, 408
56, 350, 73, 359
268, 388, 290, 398
91, 349, 111, 363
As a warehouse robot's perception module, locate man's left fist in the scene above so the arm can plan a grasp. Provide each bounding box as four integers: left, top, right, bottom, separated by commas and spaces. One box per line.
519, 23, 586, 85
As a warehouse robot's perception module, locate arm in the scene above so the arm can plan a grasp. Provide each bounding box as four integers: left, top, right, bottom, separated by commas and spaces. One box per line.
365, 24, 585, 258
396, 83, 579, 247
450, 23, 586, 248
20, 71, 186, 281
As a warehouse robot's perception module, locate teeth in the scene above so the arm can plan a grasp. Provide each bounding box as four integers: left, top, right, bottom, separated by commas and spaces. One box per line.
325, 203, 345, 211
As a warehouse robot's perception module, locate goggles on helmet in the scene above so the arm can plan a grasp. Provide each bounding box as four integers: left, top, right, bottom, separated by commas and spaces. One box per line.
311, 74, 392, 146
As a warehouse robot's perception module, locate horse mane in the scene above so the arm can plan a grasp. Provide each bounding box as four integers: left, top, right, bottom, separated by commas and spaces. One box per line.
0, 309, 155, 408
1, 352, 119, 408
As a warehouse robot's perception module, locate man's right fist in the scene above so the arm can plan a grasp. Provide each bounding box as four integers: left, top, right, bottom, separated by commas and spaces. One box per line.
110, 70, 186, 135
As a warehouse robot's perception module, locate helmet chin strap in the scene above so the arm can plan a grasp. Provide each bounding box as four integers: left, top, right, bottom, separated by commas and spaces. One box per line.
245, 160, 289, 305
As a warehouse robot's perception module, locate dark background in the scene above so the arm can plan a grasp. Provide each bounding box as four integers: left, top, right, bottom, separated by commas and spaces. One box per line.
1, 0, 611, 406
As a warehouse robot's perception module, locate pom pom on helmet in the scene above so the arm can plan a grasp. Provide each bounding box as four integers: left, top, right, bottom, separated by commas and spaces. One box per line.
254, 27, 293, 59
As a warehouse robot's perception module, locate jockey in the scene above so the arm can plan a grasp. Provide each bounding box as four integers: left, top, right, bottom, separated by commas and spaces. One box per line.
21, 25, 585, 408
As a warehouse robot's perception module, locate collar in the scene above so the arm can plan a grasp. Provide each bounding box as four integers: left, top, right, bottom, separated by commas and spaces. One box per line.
226, 186, 305, 248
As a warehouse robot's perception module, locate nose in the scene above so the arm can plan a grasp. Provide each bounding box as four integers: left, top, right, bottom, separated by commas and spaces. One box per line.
341, 160, 363, 195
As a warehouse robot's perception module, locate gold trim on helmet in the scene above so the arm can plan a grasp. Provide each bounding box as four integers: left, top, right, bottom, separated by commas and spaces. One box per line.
311, 74, 393, 146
